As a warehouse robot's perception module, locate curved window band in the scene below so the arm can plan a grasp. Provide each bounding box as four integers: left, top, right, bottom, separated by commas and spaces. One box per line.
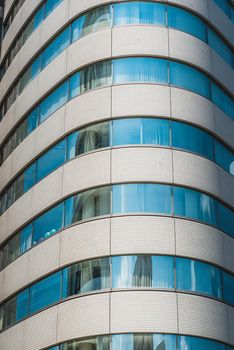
0, 254, 233, 332
45, 334, 234, 350
1, 57, 234, 168
1, 0, 63, 76
0, 183, 234, 272
1, 2, 233, 120
0, 117, 234, 217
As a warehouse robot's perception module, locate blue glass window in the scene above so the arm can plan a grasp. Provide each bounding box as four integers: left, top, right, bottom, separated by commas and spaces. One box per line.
113, 334, 176, 350
65, 187, 111, 226
114, 57, 168, 84
112, 183, 172, 214
218, 203, 234, 237
27, 108, 39, 134
223, 272, 234, 305
211, 83, 234, 120
112, 255, 174, 288
45, 0, 63, 18
36, 139, 66, 182
19, 55, 42, 93
215, 141, 234, 175
174, 187, 218, 226
170, 61, 211, 99
16, 289, 29, 321
67, 122, 110, 160
172, 121, 214, 160
40, 81, 69, 123
114, 2, 166, 26
23, 163, 36, 192
33, 203, 64, 245
29, 272, 61, 314
178, 335, 225, 350
176, 258, 222, 299
69, 72, 81, 99
168, 5, 207, 42
71, 5, 111, 42
34, 5, 44, 29
12, 163, 36, 202
208, 28, 233, 67
112, 118, 170, 146
19, 224, 32, 255
62, 258, 110, 298
42, 27, 70, 69
80, 60, 112, 93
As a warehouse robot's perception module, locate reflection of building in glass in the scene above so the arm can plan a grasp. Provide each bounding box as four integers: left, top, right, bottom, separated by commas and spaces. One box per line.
0, 0, 233, 349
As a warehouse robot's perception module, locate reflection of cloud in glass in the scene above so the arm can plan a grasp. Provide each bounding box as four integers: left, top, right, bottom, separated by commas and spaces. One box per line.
191, 260, 196, 292
179, 336, 189, 350
116, 256, 136, 287
201, 194, 212, 220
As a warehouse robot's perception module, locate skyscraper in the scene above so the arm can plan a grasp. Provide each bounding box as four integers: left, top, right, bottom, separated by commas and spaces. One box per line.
0, 0, 233, 349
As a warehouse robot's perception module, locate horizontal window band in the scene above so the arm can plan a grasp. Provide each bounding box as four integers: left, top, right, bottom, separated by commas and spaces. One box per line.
0, 182, 234, 272
0, 117, 233, 218
43, 333, 234, 350
1, 1, 233, 120
0, 254, 234, 332
0, 55, 233, 171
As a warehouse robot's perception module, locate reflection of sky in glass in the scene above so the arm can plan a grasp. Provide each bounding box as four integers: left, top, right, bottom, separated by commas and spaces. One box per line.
112, 334, 176, 350
112, 256, 174, 289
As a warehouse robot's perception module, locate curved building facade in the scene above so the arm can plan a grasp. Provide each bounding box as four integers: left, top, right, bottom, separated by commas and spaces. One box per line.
0, 0, 233, 349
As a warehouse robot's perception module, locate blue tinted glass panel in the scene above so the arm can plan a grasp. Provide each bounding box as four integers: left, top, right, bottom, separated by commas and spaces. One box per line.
62, 258, 110, 298
40, 81, 69, 122
42, 27, 70, 69
174, 187, 218, 226
168, 5, 207, 42
34, 5, 44, 29
208, 28, 233, 67
69, 72, 81, 99
29, 272, 61, 313
215, 141, 234, 175
80, 60, 112, 93
65, 187, 111, 226
114, 2, 166, 25
19, 224, 32, 255
24, 163, 36, 192
67, 122, 109, 160
178, 335, 225, 350
176, 258, 222, 299
211, 83, 234, 119
112, 184, 172, 214
223, 272, 234, 305
114, 57, 168, 84
112, 334, 176, 350
36, 139, 66, 182
27, 108, 39, 134
33, 203, 64, 245
172, 121, 214, 160
113, 118, 141, 145
112, 118, 170, 146
218, 203, 234, 237
16, 289, 29, 321
31, 55, 42, 80
45, 0, 62, 17
112, 255, 174, 288
170, 61, 210, 99
71, 16, 85, 42
71, 5, 111, 42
